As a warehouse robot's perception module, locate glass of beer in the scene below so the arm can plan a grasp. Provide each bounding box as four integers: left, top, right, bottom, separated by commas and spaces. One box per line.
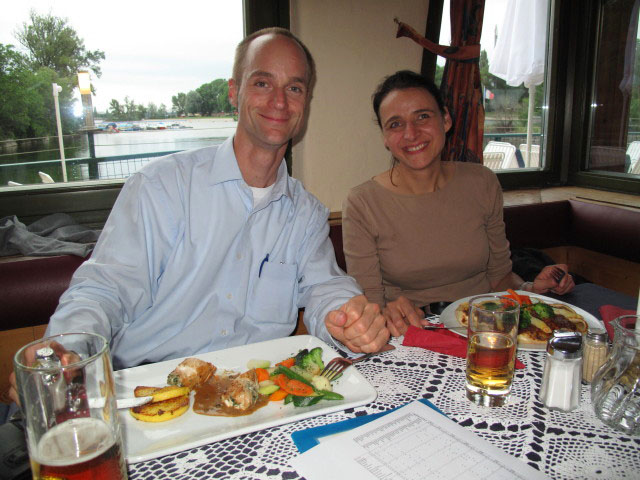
465, 295, 520, 407
14, 332, 128, 480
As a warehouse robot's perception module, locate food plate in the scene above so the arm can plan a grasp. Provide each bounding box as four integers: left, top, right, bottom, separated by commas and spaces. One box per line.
439, 291, 602, 351
115, 335, 377, 463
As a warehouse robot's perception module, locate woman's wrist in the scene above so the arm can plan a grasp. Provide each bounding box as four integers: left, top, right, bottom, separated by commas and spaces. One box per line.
519, 281, 534, 292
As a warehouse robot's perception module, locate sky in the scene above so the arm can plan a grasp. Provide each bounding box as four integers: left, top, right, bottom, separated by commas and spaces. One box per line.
0, 0, 243, 112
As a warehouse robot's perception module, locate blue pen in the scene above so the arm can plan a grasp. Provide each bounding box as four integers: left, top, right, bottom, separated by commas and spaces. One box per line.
258, 253, 269, 278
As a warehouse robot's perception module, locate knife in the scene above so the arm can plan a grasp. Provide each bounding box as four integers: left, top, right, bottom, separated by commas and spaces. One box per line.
88, 396, 153, 409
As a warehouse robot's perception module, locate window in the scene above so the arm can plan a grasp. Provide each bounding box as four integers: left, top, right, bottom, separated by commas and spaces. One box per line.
587, 0, 640, 177
0, 2, 243, 188
438, 0, 551, 172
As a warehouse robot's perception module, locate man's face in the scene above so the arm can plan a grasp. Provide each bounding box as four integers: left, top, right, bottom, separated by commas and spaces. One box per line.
229, 34, 310, 152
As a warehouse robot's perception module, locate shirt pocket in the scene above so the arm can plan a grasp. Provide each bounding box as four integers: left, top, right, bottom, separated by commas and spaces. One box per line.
251, 262, 298, 322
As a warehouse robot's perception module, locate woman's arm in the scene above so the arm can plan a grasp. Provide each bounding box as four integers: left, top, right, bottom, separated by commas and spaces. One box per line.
491, 265, 575, 295
342, 192, 385, 306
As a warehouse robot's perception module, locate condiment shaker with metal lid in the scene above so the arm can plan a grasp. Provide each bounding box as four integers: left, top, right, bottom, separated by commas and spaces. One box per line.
582, 329, 609, 384
539, 330, 583, 411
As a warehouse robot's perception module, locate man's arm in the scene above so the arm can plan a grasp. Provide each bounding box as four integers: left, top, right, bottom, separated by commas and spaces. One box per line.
47, 172, 179, 344
295, 203, 389, 353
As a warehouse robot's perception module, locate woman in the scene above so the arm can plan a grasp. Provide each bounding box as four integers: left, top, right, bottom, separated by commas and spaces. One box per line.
342, 70, 574, 336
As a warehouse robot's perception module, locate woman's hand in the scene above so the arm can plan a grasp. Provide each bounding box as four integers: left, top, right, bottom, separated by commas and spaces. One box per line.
531, 264, 575, 295
383, 296, 424, 337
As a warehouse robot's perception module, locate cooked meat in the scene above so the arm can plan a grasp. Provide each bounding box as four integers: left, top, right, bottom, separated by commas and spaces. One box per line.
221, 370, 260, 411
167, 357, 217, 389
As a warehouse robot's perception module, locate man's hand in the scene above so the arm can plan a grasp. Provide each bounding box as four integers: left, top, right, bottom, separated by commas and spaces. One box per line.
9, 341, 80, 406
325, 295, 390, 353
533, 264, 575, 295
383, 296, 424, 337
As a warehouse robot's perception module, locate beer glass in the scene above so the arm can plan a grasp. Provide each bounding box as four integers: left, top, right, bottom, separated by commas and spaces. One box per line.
14, 332, 128, 480
465, 295, 520, 407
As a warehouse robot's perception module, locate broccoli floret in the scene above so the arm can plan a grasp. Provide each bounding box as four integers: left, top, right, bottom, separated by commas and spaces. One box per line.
294, 349, 309, 365
520, 307, 533, 329
531, 302, 554, 319
297, 347, 324, 375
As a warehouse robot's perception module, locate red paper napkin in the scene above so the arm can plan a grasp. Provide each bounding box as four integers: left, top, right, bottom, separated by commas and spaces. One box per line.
598, 305, 636, 340
402, 325, 525, 369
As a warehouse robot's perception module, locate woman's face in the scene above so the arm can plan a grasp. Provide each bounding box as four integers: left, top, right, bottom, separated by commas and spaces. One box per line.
379, 87, 452, 173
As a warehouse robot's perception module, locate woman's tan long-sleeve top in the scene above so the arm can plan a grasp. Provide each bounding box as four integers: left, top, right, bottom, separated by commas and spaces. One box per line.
342, 162, 512, 308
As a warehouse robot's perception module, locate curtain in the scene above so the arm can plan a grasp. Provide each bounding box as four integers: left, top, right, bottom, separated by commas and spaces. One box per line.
395, 0, 485, 163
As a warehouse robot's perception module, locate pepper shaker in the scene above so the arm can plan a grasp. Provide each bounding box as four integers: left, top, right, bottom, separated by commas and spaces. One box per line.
582, 329, 609, 384
539, 331, 583, 411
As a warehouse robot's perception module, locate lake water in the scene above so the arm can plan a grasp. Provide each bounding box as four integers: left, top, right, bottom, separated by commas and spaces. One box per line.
0, 118, 237, 185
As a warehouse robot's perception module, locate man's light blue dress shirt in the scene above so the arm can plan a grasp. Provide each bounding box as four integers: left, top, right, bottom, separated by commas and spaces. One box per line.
47, 137, 361, 369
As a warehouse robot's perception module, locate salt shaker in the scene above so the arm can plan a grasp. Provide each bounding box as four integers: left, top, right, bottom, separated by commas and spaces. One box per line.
539, 331, 583, 411
581, 329, 609, 384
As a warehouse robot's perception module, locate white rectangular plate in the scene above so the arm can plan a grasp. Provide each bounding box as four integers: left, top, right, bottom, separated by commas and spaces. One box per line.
439, 291, 602, 351
115, 335, 377, 463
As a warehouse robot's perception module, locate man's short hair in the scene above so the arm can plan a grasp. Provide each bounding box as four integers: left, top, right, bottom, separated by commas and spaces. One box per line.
232, 27, 316, 89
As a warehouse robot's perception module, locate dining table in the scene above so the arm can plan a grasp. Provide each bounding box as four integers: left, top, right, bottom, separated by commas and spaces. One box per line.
127, 303, 640, 480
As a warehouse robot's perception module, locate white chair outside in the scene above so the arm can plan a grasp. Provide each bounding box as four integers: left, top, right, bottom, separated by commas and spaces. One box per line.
38, 171, 55, 183
519, 144, 540, 168
626, 141, 640, 173
482, 151, 505, 170
483, 141, 517, 170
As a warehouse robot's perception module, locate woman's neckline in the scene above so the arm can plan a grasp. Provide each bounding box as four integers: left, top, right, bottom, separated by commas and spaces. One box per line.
371, 161, 458, 197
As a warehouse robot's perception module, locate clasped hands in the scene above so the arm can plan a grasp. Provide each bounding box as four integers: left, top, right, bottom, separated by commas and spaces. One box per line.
325, 295, 390, 353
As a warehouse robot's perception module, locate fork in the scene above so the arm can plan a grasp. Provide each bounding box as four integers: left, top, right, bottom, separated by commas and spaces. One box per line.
550, 266, 566, 284
320, 345, 396, 381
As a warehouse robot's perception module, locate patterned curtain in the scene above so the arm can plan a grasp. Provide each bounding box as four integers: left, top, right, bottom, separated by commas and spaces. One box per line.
395, 0, 485, 163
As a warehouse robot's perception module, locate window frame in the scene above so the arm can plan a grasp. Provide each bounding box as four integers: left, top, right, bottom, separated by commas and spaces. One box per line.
0, 0, 290, 227
424, 0, 640, 195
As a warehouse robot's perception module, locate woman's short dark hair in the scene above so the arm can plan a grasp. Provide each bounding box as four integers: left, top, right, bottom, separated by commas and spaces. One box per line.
372, 70, 446, 128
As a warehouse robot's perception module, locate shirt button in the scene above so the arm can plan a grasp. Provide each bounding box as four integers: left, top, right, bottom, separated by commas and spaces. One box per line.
236, 253, 242, 260
221, 329, 227, 336
227, 293, 232, 300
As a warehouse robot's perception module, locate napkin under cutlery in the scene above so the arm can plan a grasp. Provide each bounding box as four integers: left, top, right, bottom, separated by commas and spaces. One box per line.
402, 325, 525, 369
598, 304, 636, 340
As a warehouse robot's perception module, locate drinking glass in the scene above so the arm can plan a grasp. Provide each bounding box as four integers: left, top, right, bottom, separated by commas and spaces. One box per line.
14, 332, 128, 480
465, 295, 520, 407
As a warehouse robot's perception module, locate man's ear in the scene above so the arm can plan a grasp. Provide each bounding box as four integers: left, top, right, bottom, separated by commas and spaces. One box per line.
228, 78, 238, 107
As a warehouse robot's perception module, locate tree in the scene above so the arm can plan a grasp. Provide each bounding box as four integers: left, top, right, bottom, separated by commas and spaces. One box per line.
185, 90, 203, 115
15, 10, 105, 79
0, 43, 76, 139
172, 92, 187, 116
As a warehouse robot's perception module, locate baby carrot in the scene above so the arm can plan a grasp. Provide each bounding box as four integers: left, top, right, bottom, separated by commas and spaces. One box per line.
255, 368, 270, 383
268, 388, 288, 402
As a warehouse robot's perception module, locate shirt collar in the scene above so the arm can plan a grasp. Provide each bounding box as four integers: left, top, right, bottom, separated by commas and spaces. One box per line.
209, 136, 293, 201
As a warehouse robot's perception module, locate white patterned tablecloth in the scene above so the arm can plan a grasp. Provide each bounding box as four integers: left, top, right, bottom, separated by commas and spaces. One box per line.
128, 337, 640, 479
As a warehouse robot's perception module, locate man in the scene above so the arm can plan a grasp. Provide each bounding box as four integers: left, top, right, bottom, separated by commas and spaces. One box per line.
12, 27, 388, 387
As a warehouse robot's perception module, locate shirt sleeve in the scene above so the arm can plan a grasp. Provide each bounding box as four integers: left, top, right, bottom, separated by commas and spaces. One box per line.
47, 171, 180, 343
342, 188, 386, 307
295, 200, 362, 345
483, 169, 513, 284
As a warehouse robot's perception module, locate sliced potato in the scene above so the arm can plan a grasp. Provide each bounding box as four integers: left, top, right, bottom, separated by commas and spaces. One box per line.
134, 385, 190, 402
129, 395, 190, 422
530, 316, 552, 333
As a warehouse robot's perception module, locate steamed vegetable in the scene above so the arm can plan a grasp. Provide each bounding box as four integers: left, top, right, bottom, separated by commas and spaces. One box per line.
295, 347, 324, 376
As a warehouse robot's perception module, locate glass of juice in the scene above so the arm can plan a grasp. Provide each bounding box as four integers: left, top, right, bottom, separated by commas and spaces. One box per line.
465, 295, 520, 407
14, 332, 127, 480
